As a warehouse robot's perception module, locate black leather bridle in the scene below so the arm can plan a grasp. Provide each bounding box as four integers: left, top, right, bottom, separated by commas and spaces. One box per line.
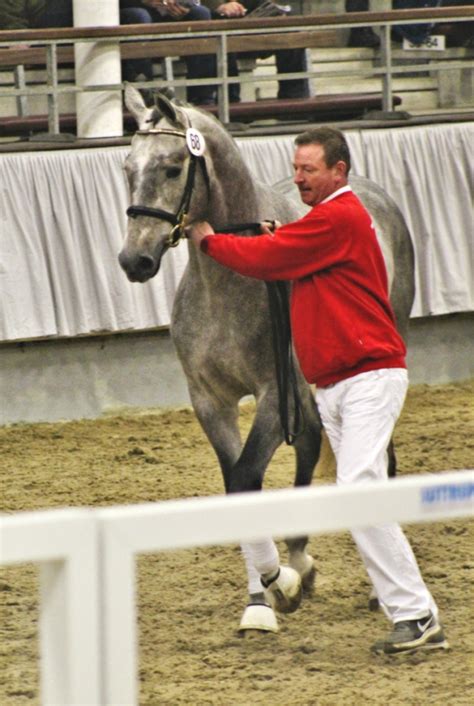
126, 127, 210, 248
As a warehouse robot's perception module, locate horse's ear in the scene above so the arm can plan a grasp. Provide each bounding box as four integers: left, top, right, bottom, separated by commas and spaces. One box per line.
156, 92, 187, 129
124, 84, 153, 129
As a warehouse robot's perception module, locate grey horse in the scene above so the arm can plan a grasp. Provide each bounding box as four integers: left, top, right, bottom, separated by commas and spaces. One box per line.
119, 86, 415, 632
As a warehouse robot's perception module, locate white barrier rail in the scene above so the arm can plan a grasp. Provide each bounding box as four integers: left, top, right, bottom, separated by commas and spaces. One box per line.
1, 469, 473, 705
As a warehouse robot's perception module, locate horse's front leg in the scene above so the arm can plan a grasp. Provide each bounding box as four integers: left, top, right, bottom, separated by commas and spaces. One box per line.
229, 382, 321, 599
228, 391, 305, 628
188, 389, 279, 629
190, 386, 302, 632
188, 388, 242, 493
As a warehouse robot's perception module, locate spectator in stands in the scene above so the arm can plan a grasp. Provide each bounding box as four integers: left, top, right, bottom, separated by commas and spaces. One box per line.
119, 1, 217, 105
0, 1, 217, 105
40, 1, 73, 28
345, 0, 474, 49
0, 0, 72, 30
0, 0, 46, 30
346, 0, 380, 48
393, 0, 474, 47
392, 0, 442, 45
202, 1, 310, 102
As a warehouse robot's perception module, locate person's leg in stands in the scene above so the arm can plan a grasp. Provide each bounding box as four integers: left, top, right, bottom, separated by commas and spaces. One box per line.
120, 7, 155, 82
226, 53, 241, 103
182, 3, 218, 105
392, 0, 442, 45
38, 1, 73, 28
203, 2, 247, 103
275, 48, 310, 100
346, 0, 380, 48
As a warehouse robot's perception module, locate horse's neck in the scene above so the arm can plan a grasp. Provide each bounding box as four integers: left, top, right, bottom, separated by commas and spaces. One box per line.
186, 111, 261, 285
186, 232, 239, 288
202, 125, 260, 227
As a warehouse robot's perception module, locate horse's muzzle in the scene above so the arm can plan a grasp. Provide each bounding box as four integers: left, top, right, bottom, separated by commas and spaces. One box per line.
118, 250, 158, 283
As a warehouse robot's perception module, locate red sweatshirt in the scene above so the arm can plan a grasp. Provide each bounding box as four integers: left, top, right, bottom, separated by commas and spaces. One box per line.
201, 187, 407, 387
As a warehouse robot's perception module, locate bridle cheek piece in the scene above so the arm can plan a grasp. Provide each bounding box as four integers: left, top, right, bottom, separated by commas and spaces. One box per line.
126, 127, 209, 248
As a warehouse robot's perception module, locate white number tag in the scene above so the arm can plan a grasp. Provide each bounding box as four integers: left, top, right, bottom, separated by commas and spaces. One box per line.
402, 35, 445, 51
186, 128, 206, 157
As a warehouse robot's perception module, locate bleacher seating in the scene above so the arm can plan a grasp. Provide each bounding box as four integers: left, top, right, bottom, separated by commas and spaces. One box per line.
0, 6, 473, 138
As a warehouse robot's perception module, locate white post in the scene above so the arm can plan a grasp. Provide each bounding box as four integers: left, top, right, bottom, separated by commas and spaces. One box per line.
101, 531, 137, 706
73, 0, 122, 138
0, 510, 102, 706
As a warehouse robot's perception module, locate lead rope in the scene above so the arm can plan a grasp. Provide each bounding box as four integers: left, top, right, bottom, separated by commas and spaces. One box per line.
217, 223, 305, 446
266, 281, 303, 446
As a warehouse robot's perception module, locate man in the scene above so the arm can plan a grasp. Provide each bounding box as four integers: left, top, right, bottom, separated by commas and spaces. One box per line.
187, 127, 448, 655
202, 0, 310, 101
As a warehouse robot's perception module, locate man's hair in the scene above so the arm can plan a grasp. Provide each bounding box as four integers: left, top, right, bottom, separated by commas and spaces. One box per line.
294, 127, 351, 174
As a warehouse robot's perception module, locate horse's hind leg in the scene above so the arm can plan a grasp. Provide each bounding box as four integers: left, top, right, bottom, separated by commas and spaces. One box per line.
286, 391, 322, 593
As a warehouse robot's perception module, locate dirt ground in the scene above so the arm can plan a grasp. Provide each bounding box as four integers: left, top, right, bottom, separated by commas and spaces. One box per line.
0, 380, 473, 706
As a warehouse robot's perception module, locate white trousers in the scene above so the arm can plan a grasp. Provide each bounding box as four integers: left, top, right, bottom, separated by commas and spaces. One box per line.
316, 368, 438, 623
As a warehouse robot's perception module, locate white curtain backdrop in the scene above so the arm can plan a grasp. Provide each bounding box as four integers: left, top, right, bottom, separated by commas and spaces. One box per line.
0, 122, 472, 342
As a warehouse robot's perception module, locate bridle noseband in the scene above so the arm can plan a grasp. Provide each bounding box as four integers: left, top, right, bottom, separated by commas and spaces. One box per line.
126, 127, 209, 248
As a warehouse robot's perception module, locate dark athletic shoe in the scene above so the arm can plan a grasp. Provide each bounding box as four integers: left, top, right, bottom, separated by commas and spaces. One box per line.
371, 612, 449, 655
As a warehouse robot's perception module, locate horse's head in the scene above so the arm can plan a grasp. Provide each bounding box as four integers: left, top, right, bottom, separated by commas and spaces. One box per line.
119, 86, 211, 283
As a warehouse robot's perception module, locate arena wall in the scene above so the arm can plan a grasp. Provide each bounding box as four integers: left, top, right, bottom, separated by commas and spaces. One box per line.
1, 312, 472, 425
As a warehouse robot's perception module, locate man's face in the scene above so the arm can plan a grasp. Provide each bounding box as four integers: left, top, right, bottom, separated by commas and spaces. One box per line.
293, 143, 346, 206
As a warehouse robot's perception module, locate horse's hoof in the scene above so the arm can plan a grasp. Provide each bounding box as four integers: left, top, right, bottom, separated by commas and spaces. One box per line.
262, 566, 303, 614
238, 603, 278, 633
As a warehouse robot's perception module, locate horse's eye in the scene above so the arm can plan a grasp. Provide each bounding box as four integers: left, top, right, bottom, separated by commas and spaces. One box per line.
166, 167, 182, 179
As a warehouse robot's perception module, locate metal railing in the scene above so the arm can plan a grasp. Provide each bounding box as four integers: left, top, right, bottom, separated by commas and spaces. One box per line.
0, 6, 472, 134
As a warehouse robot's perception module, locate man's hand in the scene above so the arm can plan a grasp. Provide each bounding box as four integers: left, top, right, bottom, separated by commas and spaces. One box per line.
260, 220, 281, 235
143, 0, 189, 18
216, 2, 247, 17
186, 221, 215, 247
